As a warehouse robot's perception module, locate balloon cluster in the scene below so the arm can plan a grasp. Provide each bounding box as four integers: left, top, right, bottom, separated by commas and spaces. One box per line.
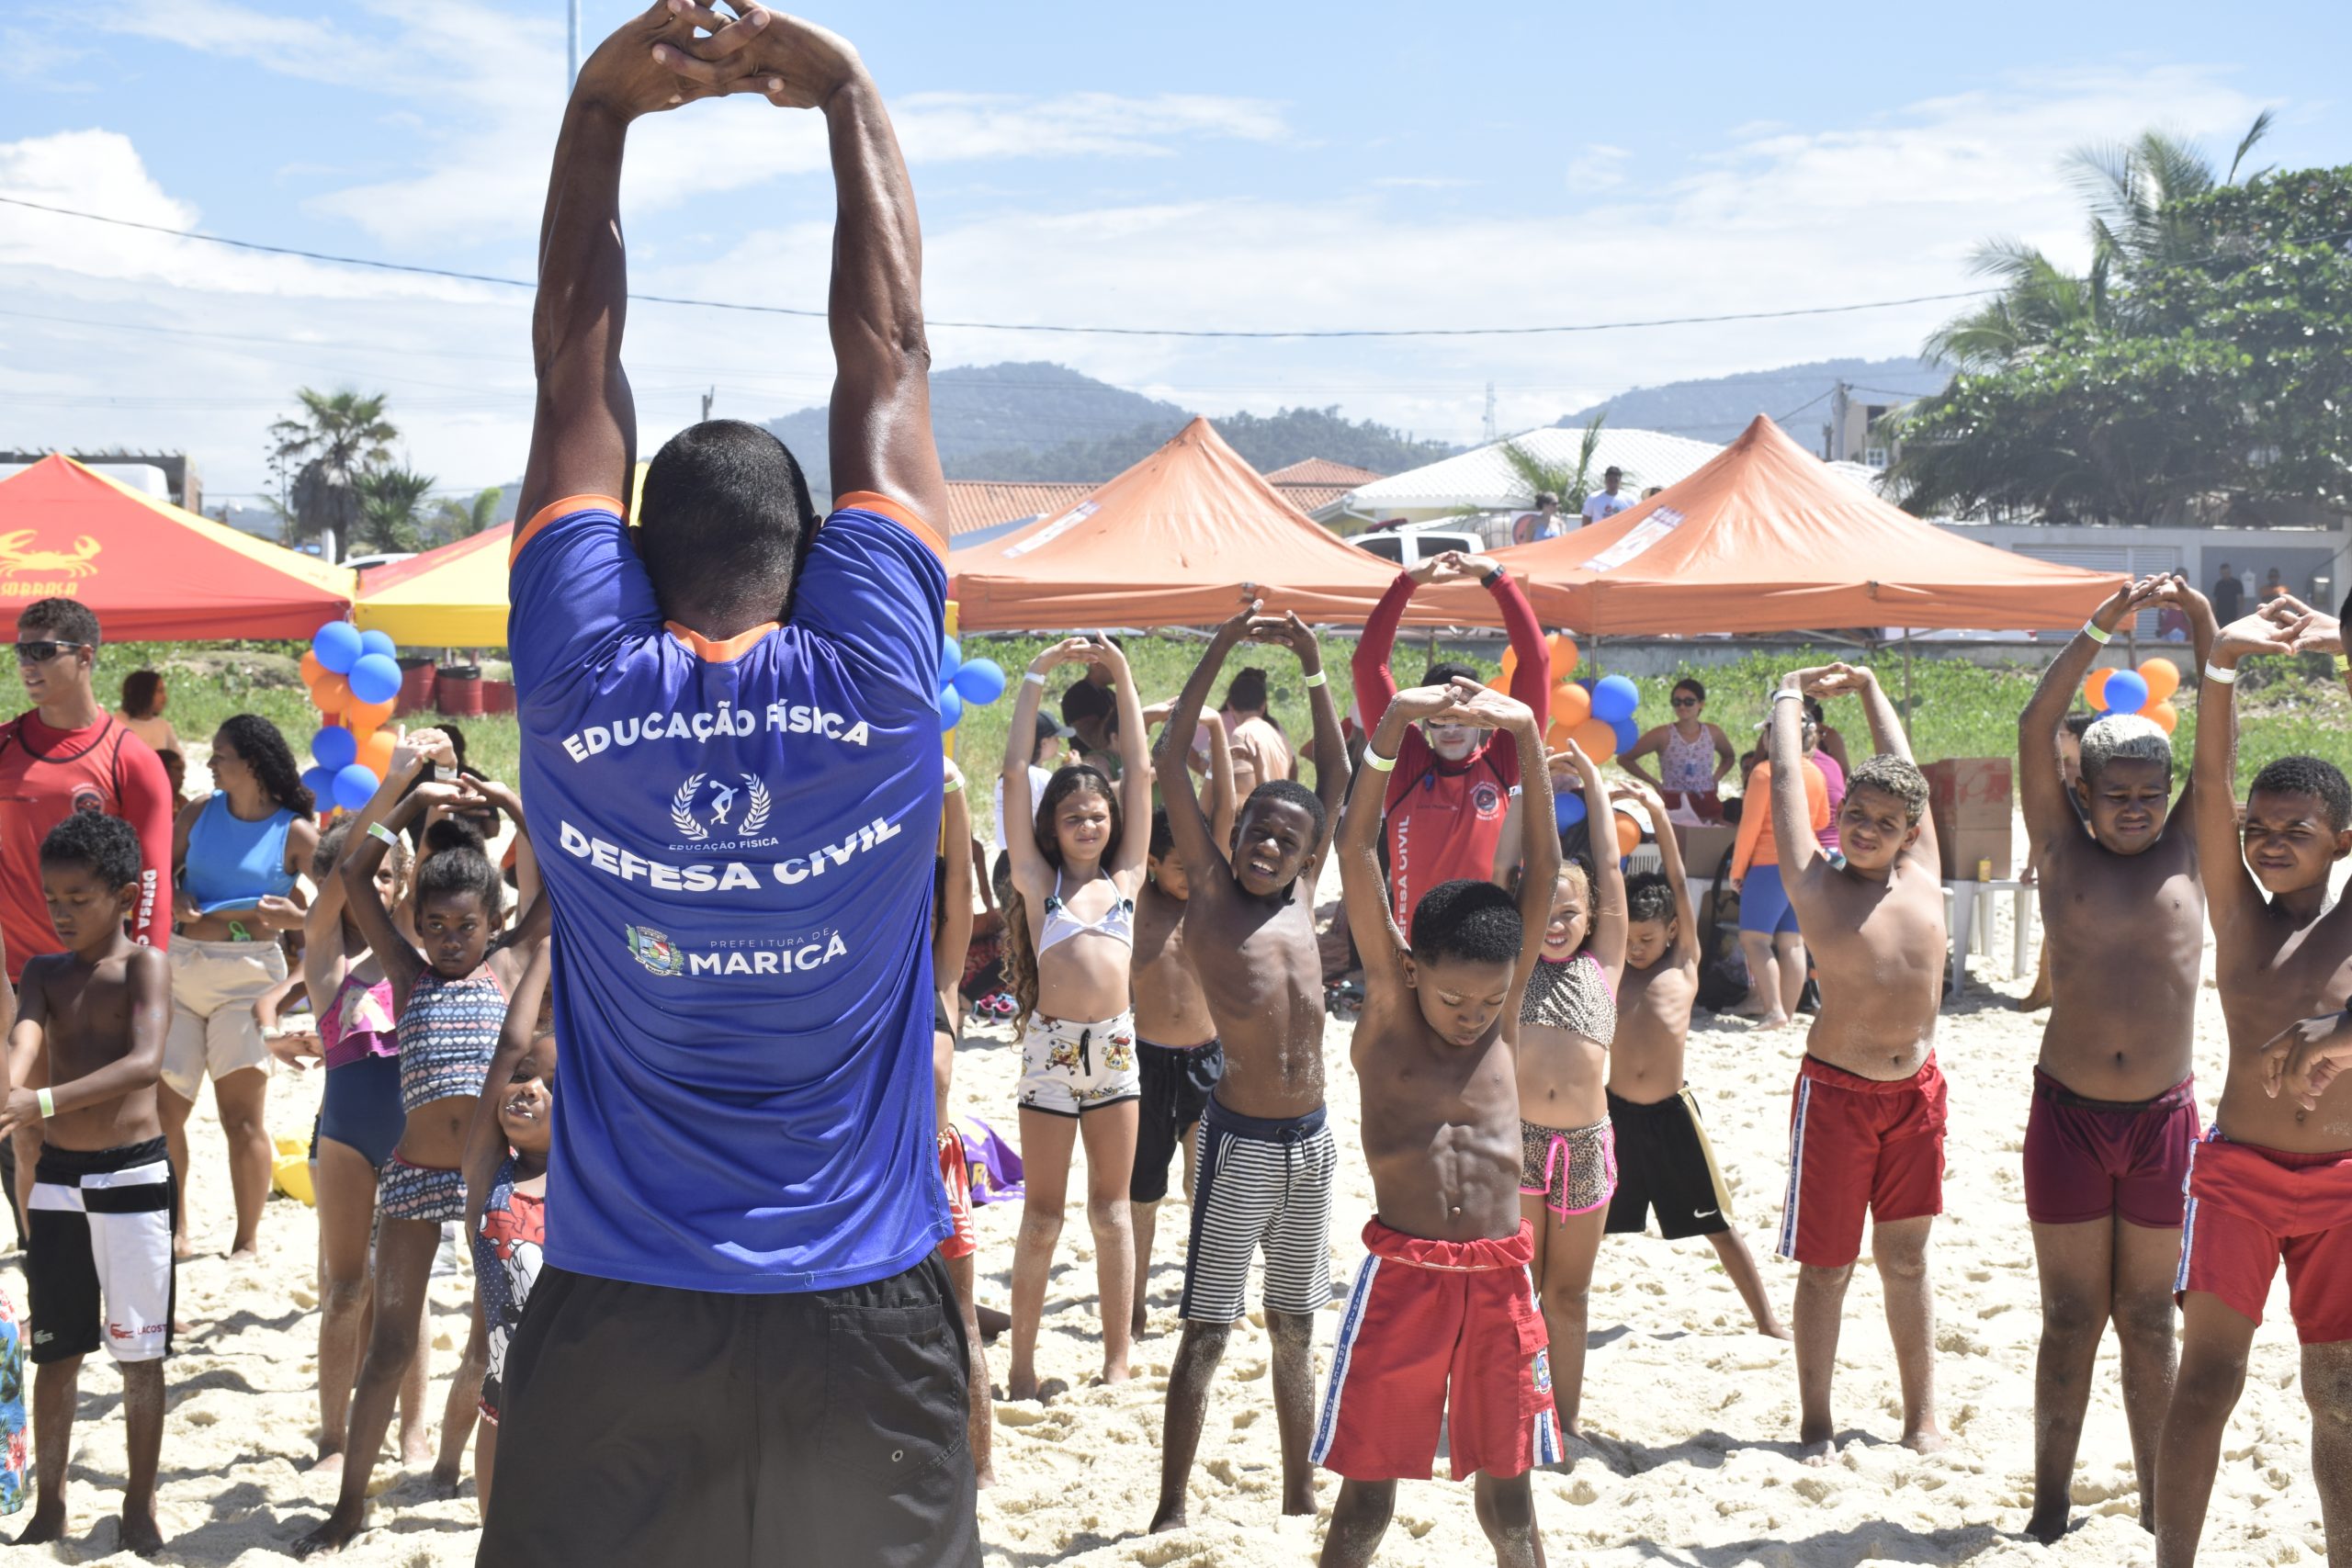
936, 637, 1008, 733
2083, 658, 2183, 735
300, 622, 404, 812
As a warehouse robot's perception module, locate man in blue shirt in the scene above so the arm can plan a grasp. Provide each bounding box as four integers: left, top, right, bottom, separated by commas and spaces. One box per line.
478, 6, 969, 1564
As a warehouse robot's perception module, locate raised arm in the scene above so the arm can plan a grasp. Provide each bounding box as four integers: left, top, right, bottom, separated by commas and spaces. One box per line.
1844, 661, 1912, 764
1350, 570, 1417, 724
1563, 739, 1626, 983
340, 784, 445, 1010
1766, 679, 1822, 882
1504, 705, 1561, 994
1260, 612, 1350, 869
1001, 637, 1092, 896
1629, 779, 1698, 970
2197, 612, 2296, 936
1347, 683, 1474, 996
2021, 581, 2148, 850
1157, 609, 1257, 886
1200, 709, 1239, 852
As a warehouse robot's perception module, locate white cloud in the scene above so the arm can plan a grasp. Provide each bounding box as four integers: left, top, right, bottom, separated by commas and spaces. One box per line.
1564, 143, 1629, 194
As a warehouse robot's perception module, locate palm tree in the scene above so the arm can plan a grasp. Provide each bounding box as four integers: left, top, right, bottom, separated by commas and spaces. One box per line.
353, 466, 436, 555
420, 486, 504, 547
1495, 413, 1615, 511
270, 389, 397, 561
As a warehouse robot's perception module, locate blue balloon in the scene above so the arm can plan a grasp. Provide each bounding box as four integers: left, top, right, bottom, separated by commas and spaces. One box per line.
938, 636, 962, 688
2102, 670, 2150, 715
1555, 790, 1589, 830
312, 621, 363, 675
937, 686, 964, 733
1590, 674, 1640, 724
952, 658, 1007, 706
1575, 676, 1596, 692
301, 767, 335, 804
332, 762, 380, 813
1611, 716, 1640, 755
358, 628, 398, 661
311, 725, 357, 772
347, 652, 401, 706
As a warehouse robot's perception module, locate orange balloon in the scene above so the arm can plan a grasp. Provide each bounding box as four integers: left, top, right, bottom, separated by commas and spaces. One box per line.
1613, 813, 1641, 857
345, 696, 396, 733
1569, 716, 1619, 764
358, 728, 398, 776
311, 673, 351, 716
2147, 699, 2179, 735
1553, 682, 1592, 728
2083, 670, 2111, 710
1548, 632, 1579, 679
1498, 645, 1520, 689
2140, 658, 2181, 704
299, 651, 324, 687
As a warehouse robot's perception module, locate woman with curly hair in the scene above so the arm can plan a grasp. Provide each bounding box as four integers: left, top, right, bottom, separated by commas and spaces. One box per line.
165, 713, 318, 1258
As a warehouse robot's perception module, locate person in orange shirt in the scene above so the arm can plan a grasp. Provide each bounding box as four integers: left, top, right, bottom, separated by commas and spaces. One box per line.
1727, 710, 1830, 1029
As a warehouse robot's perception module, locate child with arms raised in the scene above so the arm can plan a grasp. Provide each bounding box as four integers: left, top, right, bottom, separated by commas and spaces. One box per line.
2155, 601, 2352, 1568
1001, 635, 1152, 1397
2, 815, 170, 1555
1766, 662, 1947, 1463
1316, 677, 1560, 1567
1606, 786, 1785, 1340
2014, 577, 2211, 1542
1149, 603, 1348, 1533
1513, 736, 1623, 1444
1128, 702, 1237, 1337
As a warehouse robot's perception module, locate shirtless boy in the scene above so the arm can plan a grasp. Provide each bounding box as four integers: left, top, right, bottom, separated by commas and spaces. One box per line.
2015, 577, 2211, 1542
1316, 679, 1559, 1568
1766, 662, 1947, 1461
1150, 602, 1349, 1533
1607, 785, 1785, 1340
1, 814, 172, 1555
1128, 708, 1236, 1336
2155, 604, 2352, 1568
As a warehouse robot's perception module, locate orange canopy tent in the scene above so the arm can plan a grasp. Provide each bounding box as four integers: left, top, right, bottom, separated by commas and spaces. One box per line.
0, 455, 352, 639
951, 417, 1492, 630
1497, 415, 2123, 634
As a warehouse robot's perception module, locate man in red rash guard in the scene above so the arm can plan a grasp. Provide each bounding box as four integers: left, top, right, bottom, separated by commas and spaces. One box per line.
1351, 553, 1550, 930
0, 598, 175, 1232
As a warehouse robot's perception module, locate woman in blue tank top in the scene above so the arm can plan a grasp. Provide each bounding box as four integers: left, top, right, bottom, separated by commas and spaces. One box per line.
165, 715, 318, 1260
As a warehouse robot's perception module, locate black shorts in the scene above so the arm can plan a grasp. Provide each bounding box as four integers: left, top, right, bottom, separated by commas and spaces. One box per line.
1604, 1089, 1736, 1240
1130, 1038, 1223, 1204
477, 1254, 978, 1568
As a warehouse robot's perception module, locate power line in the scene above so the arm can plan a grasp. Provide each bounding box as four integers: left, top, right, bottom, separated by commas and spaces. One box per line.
0, 192, 2006, 340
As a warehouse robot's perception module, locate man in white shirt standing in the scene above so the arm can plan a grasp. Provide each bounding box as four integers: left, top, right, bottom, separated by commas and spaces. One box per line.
1581, 465, 1634, 525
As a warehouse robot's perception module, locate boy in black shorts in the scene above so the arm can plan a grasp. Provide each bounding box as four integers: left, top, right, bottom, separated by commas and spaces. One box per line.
1607, 788, 1786, 1339
0, 814, 172, 1555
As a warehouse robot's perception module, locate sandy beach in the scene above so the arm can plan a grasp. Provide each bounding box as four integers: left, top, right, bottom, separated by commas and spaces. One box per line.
3, 845, 2331, 1568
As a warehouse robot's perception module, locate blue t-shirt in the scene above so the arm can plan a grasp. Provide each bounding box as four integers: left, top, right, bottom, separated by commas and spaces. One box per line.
510, 488, 949, 1292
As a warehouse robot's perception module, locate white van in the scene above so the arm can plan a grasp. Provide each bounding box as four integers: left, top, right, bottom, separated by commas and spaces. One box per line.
1351, 525, 1484, 570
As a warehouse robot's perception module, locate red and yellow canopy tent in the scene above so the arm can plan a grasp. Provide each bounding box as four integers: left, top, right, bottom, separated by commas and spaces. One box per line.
0, 454, 352, 637
1496, 415, 2122, 633
951, 417, 1494, 630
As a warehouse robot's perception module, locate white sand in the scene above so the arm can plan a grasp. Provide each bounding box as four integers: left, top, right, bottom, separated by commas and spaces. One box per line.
6, 848, 2333, 1565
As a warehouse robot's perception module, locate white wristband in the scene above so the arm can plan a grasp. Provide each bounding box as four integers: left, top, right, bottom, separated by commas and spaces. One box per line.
35, 1089, 53, 1120
1771, 689, 1804, 705
1022, 671, 1046, 688
1362, 747, 1396, 773
2081, 620, 2113, 645
1303, 670, 1327, 688
2202, 661, 2239, 685
367, 821, 399, 848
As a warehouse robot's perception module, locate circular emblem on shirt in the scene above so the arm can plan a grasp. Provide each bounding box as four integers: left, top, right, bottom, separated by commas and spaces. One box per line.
69, 784, 104, 817
1472, 781, 1503, 820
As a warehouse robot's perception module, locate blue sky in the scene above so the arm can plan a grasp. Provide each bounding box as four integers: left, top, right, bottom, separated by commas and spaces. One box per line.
1, 1, 2342, 501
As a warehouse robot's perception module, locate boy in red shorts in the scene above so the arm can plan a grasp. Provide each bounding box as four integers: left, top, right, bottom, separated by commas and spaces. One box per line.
2156, 602, 2352, 1568
1764, 663, 1948, 1462
1317, 678, 1558, 1568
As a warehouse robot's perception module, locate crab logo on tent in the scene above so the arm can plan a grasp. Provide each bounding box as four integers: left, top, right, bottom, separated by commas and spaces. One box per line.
0, 533, 100, 598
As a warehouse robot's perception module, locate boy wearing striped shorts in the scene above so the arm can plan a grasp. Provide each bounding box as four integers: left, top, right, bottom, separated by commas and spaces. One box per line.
1149, 607, 1350, 1536
1314, 681, 1560, 1568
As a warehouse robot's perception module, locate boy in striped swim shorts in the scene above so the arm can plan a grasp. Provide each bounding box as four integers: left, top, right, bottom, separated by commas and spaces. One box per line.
1314, 680, 1561, 1568
1148, 606, 1349, 1537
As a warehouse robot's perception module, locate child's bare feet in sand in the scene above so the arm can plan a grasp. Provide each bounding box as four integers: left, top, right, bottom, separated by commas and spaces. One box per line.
304, 1448, 345, 1478
1901, 1424, 1949, 1455
1797, 1421, 1838, 1466
12, 1502, 66, 1546
291, 1502, 366, 1558
427, 1463, 465, 1501
120, 1506, 165, 1558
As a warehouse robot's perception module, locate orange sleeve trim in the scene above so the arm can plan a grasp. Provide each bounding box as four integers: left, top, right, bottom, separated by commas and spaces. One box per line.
1732, 762, 1769, 875
665, 620, 780, 664
834, 490, 946, 563
509, 493, 627, 568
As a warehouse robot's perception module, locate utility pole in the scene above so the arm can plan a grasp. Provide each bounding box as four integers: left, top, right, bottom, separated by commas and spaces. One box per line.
1483, 381, 1497, 446
1828, 379, 1851, 462
701, 387, 716, 423
568, 0, 582, 88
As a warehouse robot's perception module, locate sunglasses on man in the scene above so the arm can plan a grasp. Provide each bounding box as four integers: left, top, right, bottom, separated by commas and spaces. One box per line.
15, 640, 90, 664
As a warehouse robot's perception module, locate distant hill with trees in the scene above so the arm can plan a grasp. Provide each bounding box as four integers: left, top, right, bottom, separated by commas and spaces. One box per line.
1556, 356, 1951, 446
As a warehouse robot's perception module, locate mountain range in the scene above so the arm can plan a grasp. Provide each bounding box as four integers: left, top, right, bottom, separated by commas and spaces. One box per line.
1555, 355, 1951, 445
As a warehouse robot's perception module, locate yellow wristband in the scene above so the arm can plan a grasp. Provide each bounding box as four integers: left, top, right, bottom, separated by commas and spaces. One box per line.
35, 1089, 53, 1120
1362, 747, 1396, 773
1303, 670, 1328, 688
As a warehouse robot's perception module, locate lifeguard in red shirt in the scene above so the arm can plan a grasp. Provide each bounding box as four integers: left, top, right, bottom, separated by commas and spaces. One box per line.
1351, 553, 1551, 929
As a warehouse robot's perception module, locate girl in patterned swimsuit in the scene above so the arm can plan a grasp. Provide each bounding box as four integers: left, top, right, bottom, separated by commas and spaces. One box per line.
1513, 739, 1628, 1440
297, 770, 549, 1558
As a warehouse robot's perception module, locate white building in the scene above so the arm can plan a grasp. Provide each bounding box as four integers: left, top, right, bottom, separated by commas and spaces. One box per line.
1325, 426, 1724, 535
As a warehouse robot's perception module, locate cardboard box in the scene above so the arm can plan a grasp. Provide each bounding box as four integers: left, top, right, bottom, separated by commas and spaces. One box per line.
1938, 826, 2013, 881
1922, 758, 2014, 829
1677, 824, 1737, 882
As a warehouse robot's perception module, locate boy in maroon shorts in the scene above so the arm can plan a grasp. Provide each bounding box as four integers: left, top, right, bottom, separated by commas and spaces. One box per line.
1764, 663, 1948, 1462
1317, 678, 1558, 1568
2013, 576, 2211, 1542
2155, 602, 2352, 1568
